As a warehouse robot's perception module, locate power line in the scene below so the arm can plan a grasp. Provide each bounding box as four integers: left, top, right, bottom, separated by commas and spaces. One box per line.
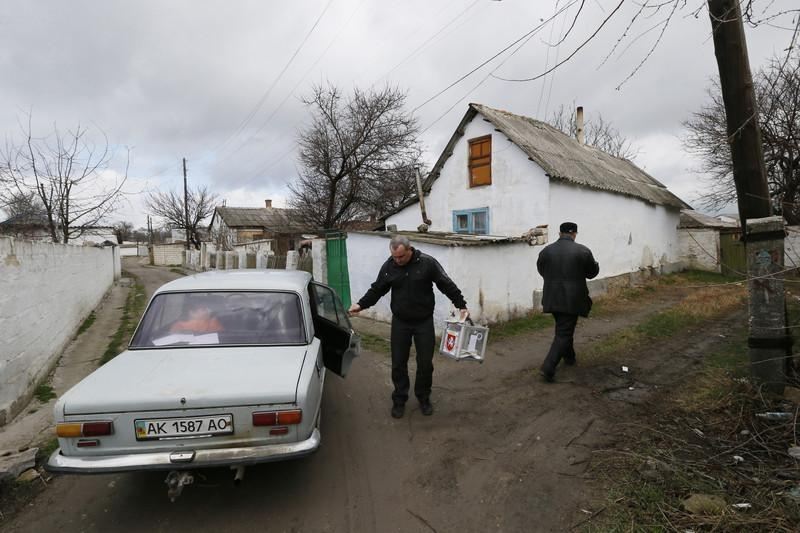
218, 0, 367, 167
372, 0, 482, 86
490, 0, 625, 83
211, 0, 335, 157
411, 0, 579, 114
417, 0, 579, 134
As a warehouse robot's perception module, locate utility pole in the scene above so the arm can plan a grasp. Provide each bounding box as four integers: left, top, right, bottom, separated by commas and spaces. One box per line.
707, 0, 790, 392
183, 157, 190, 250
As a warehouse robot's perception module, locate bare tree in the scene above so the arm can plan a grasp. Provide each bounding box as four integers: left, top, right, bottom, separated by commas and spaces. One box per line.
548, 104, 638, 160
289, 83, 422, 229
684, 53, 800, 223
0, 190, 45, 220
113, 221, 134, 244
145, 186, 218, 247
0, 118, 128, 243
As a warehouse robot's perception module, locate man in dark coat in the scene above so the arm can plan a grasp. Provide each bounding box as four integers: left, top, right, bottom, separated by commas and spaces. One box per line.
536, 222, 599, 382
349, 235, 468, 418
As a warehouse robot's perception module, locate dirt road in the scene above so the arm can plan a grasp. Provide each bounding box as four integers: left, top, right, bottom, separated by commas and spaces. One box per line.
1, 266, 743, 532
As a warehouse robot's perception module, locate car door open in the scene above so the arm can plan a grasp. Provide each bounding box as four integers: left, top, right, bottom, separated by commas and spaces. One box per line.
310, 282, 360, 377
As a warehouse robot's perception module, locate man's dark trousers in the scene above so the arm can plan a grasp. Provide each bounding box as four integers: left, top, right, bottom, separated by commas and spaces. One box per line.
390, 316, 435, 405
541, 313, 579, 375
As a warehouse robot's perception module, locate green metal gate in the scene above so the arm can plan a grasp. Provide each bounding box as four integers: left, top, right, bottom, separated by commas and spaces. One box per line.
326, 233, 351, 308
719, 229, 746, 277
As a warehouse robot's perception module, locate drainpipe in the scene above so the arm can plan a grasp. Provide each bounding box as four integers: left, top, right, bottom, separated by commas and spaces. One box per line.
576, 106, 585, 145
415, 167, 432, 226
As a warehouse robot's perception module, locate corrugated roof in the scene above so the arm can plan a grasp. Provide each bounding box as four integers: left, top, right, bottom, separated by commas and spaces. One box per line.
211, 207, 310, 233
468, 104, 689, 209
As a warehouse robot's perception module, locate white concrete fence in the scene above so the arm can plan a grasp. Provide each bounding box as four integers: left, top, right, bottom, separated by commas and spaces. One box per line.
0, 237, 120, 426
181, 241, 312, 274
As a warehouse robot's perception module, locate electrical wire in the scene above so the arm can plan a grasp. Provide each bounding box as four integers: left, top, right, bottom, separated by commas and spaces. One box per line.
211, 0, 335, 158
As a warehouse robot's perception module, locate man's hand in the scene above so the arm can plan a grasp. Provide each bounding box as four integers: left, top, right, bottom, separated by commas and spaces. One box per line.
348, 303, 362, 316
459, 308, 470, 322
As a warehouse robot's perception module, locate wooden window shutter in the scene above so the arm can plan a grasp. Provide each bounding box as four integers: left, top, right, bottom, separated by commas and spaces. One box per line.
468, 135, 492, 187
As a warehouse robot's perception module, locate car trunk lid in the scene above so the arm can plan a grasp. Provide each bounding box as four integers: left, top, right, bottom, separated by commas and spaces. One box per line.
62, 346, 308, 415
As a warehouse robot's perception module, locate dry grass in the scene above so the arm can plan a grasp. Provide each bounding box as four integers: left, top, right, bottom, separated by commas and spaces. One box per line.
589, 374, 800, 532
586, 284, 746, 365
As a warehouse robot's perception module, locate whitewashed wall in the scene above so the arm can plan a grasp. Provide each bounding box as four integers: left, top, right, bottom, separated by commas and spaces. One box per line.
119, 245, 139, 257
0, 237, 115, 425
152, 244, 185, 266
548, 183, 683, 277
678, 228, 721, 272
347, 232, 542, 326
387, 118, 551, 236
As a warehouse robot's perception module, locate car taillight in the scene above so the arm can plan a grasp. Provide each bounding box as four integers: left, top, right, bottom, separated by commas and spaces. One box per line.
277, 410, 302, 425
252, 410, 302, 426
57, 421, 113, 438
252, 412, 277, 426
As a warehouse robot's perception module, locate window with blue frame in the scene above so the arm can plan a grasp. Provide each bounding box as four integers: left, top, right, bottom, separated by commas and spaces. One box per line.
452, 208, 490, 235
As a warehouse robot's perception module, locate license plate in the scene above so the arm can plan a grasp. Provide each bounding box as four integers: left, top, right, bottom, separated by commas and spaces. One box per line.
134, 415, 233, 440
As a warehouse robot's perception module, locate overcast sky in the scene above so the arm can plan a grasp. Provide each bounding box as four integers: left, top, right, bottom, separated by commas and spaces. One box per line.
0, 0, 796, 228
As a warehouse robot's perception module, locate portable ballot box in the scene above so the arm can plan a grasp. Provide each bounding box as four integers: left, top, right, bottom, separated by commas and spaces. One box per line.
439, 319, 489, 363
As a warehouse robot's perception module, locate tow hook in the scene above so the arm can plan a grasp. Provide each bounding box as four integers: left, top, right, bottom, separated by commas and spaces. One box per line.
232, 465, 246, 485
165, 470, 194, 502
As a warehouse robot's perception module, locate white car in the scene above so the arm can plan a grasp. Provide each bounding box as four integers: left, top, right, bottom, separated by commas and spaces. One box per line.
46, 270, 359, 486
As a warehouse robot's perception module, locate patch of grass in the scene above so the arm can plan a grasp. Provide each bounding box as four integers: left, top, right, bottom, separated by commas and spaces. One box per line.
359, 332, 391, 353
33, 384, 56, 403
100, 274, 147, 365
661, 269, 745, 285
587, 284, 746, 364
169, 267, 187, 276
36, 438, 59, 462
489, 312, 552, 340
74, 311, 96, 338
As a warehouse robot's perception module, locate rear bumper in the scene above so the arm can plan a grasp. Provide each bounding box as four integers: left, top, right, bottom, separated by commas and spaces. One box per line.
45, 428, 320, 474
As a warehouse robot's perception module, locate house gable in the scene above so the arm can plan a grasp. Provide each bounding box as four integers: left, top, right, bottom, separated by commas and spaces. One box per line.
387, 115, 551, 237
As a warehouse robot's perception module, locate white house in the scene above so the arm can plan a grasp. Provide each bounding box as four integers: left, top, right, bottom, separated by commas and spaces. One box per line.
346, 103, 690, 325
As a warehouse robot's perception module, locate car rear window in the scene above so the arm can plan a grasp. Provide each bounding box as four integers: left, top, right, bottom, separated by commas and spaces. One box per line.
130, 291, 305, 348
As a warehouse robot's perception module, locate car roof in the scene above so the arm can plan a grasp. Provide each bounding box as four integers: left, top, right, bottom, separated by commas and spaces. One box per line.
154, 269, 313, 294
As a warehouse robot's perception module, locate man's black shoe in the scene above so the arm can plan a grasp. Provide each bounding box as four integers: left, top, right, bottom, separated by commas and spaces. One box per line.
563, 357, 576, 366
539, 370, 555, 383
419, 400, 434, 416
391, 403, 405, 419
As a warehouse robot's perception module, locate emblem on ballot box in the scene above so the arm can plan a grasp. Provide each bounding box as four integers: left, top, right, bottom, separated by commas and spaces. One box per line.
439, 316, 489, 363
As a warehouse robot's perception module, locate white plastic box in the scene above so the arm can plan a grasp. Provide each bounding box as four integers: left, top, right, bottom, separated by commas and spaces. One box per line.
439, 319, 489, 363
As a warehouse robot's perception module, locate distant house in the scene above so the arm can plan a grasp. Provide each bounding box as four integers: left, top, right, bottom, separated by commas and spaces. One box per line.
678, 209, 740, 274
0, 213, 51, 241
208, 200, 310, 254
345, 103, 690, 324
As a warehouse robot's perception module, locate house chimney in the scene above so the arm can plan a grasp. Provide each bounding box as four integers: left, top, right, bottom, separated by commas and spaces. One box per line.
576, 106, 585, 145
265, 199, 272, 208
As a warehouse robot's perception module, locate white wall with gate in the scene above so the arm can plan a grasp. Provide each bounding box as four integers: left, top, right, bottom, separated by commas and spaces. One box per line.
346, 232, 542, 327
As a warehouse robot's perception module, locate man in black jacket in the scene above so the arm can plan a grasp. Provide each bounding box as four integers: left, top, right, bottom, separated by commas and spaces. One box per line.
349, 235, 468, 418
536, 222, 599, 382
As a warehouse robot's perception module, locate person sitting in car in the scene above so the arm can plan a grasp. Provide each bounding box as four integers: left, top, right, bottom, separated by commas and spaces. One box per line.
170, 302, 224, 334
